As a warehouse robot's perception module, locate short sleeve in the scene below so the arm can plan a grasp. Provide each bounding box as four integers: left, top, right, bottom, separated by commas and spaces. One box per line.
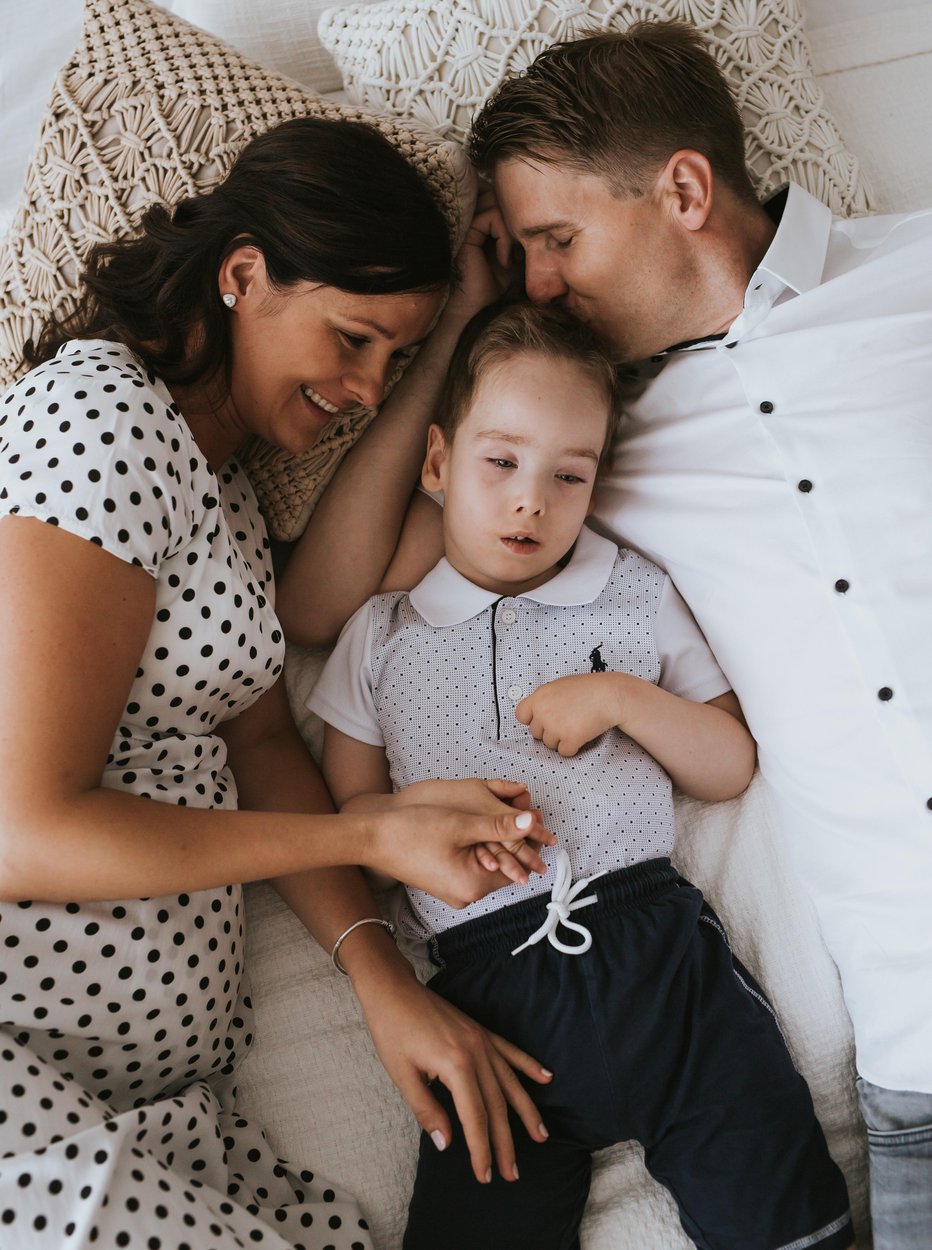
308, 600, 385, 747
656, 576, 731, 703
0, 341, 199, 574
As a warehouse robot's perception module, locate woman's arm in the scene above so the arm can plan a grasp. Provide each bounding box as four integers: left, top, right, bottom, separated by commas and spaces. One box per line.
223, 716, 553, 1185
516, 677, 756, 801
0, 516, 548, 903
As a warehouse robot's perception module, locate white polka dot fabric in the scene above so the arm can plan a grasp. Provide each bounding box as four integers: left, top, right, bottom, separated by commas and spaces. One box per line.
312, 532, 729, 942
0, 341, 373, 1248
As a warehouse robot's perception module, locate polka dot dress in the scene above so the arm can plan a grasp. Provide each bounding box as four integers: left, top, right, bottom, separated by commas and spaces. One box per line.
0, 341, 373, 1250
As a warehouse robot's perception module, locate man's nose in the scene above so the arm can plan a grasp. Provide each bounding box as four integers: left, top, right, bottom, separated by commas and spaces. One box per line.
523, 255, 568, 305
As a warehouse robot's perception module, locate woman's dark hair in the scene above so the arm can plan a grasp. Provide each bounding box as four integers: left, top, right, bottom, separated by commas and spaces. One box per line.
24, 116, 455, 387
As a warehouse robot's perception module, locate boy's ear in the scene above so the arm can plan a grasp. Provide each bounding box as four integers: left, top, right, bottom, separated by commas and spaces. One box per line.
422, 423, 449, 491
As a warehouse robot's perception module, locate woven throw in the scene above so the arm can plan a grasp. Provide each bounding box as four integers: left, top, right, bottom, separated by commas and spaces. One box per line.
319, 0, 872, 217
0, 0, 473, 541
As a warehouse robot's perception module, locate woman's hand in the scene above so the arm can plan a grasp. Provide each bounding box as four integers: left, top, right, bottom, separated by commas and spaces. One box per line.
389, 777, 553, 886
353, 955, 551, 1184
364, 798, 555, 908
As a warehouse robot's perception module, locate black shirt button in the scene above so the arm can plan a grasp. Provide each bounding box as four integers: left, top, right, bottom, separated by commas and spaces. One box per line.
726, 341, 737, 349
798, 479, 813, 493
927, 798, 932, 810
834, 579, 850, 593
878, 687, 894, 701
759, 400, 774, 413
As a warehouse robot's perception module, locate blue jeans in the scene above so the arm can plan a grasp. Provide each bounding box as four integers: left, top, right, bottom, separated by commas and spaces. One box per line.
857, 1078, 932, 1250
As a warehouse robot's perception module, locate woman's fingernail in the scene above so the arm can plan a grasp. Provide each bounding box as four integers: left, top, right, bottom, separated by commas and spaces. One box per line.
485, 1168, 492, 1184
430, 1130, 447, 1152
538, 1122, 549, 1139
515, 811, 532, 830
540, 1068, 553, 1079
513, 1165, 520, 1180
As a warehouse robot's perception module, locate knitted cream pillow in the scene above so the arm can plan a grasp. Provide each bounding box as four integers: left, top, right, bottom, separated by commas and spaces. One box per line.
319, 0, 872, 217
0, 0, 473, 541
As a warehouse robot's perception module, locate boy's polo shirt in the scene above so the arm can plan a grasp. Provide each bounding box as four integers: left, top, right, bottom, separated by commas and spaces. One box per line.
311, 528, 728, 938
593, 182, 932, 1093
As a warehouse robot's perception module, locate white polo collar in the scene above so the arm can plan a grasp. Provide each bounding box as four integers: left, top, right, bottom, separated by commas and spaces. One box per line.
409, 526, 618, 627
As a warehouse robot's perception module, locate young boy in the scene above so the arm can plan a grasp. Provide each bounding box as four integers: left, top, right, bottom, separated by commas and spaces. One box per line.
309, 303, 853, 1250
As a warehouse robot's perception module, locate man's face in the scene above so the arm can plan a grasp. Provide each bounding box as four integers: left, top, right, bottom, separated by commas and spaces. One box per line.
495, 156, 689, 363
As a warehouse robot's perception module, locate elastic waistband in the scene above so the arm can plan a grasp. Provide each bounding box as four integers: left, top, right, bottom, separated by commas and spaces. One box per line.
433, 857, 680, 965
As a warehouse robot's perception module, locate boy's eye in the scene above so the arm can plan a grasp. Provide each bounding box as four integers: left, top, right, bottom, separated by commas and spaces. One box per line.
557, 473, 585, 484
488, 457, 516, 470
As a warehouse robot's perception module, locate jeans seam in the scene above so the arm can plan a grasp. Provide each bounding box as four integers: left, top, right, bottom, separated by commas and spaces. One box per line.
865, 1124, 932, 1144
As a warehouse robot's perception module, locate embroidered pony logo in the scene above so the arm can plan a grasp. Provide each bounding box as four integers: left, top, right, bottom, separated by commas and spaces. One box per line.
589, 644, 607, 673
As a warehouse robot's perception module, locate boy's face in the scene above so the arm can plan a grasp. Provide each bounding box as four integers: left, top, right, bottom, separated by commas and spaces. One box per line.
423, 351, 609, 596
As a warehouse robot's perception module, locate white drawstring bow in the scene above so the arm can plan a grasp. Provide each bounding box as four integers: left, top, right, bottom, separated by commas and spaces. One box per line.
511, 849, 607, 957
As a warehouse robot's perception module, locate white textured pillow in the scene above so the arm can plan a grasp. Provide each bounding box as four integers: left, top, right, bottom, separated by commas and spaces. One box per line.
319, 0, 872, 216
170, 0, 385, 97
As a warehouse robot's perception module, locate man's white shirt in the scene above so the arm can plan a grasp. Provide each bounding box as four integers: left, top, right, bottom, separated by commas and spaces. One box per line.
593, 182, 932, 1093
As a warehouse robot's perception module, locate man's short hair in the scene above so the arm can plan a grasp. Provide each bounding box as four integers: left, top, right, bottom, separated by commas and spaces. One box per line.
437, 301, 622, 463
469, 20, 757, 204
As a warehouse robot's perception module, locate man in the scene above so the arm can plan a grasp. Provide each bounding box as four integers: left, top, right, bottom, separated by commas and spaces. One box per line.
465, 20, 932, 1250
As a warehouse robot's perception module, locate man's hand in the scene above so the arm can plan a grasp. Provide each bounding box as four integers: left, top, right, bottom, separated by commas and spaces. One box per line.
516, 673, 626, 757
446, 181, 516, 324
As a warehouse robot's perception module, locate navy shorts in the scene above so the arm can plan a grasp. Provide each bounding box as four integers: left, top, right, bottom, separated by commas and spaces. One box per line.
403, 859, 852, 1250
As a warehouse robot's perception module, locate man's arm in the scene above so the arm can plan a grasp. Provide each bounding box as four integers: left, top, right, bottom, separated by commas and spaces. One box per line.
276, 196, 511, 648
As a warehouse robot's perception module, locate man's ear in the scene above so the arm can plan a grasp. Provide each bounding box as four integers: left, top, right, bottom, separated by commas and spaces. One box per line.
217, 243, 269, 305
422, 423, 449, 491
659, 149, 714, 233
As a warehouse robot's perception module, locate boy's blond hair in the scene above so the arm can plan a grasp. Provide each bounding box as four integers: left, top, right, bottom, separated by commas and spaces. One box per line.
437, 301, 622, 463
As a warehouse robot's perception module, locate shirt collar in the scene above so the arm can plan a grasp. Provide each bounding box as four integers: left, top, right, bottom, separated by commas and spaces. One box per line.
753, 181, 833, 298
654, 183, 833, 359
715, 182, 833, 346
409, 526, 619, 627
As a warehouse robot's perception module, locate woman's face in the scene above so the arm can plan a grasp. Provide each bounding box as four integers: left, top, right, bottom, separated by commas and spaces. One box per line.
221, 250, 445, 455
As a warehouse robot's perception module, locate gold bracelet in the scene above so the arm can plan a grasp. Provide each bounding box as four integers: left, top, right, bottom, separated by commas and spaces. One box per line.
330, 917, 396, 976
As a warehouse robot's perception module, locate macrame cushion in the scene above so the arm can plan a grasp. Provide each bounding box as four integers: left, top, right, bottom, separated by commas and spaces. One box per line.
0, 0, 473, 541
319, 0, 872, 217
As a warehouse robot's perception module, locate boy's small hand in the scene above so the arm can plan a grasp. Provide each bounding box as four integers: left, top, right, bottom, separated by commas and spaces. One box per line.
475, 814, 550, 885
516, 673, 625, 757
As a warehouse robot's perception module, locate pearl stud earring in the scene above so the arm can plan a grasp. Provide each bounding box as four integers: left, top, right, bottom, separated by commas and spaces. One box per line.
221, 293, 237, 309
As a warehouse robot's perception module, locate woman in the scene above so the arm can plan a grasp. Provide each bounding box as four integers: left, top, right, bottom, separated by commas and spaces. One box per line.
0, 117, 552, 1248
